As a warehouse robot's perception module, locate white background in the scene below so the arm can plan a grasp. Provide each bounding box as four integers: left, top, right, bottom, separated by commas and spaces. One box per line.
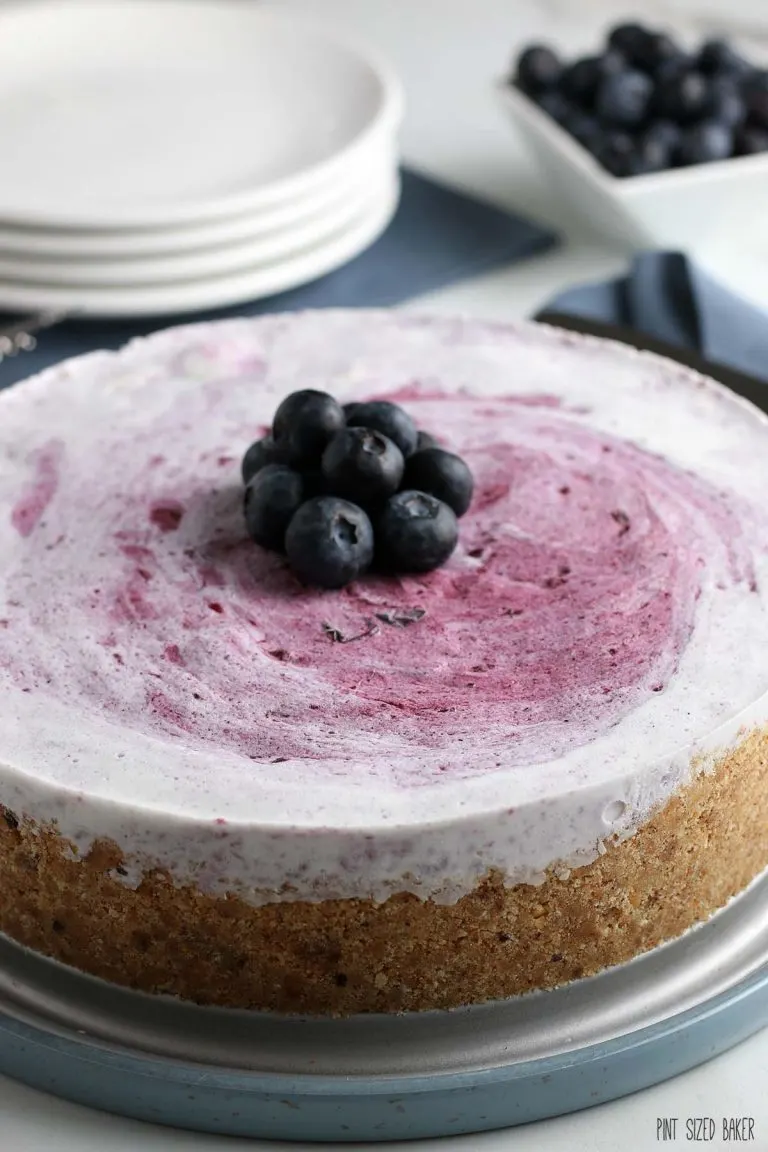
2, 0, 768, 1148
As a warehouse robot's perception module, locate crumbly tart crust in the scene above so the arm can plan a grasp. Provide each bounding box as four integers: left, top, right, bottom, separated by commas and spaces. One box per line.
1, 727, 766, 1016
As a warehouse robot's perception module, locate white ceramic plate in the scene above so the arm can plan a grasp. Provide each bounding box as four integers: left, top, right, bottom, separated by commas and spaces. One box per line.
0, 160, 396, 286
0, 138, 398, 260
0, 177, 400, 317
0, 0, 403, 230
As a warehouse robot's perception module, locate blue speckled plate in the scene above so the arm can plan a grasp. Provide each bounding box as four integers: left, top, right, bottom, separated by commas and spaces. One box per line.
0, 869, 766, 1141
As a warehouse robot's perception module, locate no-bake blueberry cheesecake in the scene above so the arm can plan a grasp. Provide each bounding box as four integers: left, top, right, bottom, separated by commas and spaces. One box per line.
0, 311, 766, 1015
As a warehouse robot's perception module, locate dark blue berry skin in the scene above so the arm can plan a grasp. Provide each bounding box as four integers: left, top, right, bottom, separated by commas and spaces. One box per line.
632, 129, 674, 175
561, 52, 625, 108
735, 123, 768, 154
416, 430, 439, 452
606, 23, 652, 68
302, 470, 328, 500
594, 131, 636, 176
742, 71, 768, 128
637, 33, 683, 75
515, 45, 562, 94
535, 89, 572, 125
653, 53, 692, 87
377, 491, 458, 574
599, 127, 673, 178
244, 464, 305, 552
272, 389, 345, 468
273, 389, 330, 440
595, 69, 653, 127
706, 77, 746, 128
644, 118, 683, 155
565, 110, 603, 152
285, 497, 374, 589
535, 89, 573, 125
677, 120, 734, 166
403, 448, 474, 518
654, 69, 709, 122
241, 436, 286, 484
344, 400, 418, 458
698, 39, 751, 77
322, 427, 404, 504
561, 56, 601, 108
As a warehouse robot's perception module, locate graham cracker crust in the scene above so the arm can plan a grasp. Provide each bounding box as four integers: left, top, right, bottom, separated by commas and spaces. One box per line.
1, 728, 767, 1016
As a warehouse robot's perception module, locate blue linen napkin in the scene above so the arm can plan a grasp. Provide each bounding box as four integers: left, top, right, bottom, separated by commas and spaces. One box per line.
541, 250, 768, 383
0, 167, 557, 390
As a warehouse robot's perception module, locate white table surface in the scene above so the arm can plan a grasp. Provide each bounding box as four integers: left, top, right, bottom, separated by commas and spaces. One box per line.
3, 0, 768, 1147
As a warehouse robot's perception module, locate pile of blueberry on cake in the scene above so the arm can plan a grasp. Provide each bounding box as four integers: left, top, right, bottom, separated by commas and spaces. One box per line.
513, 21, 768, 176
241, 390, 474, 589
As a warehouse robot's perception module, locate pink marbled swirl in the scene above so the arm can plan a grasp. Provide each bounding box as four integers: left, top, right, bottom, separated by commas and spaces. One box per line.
0, 382, 754, 786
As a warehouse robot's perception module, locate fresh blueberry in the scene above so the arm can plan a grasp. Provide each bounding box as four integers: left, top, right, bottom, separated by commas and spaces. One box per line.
706, 76, 746, 127
344, 400, 418, 458
595, 69, 654, 127
534, 89, 573, 125
285, 497, 374, 589
606, 23, 652, 68
653, 52, 693, 86
322, 427, 404, 504
241, 435, 286, 485
403, 448, 474, 518
416, 430, 439, 451
677, 119, 734, 165
654, 69, 710, 122
600, 125, 673, 177
742, 71, 768, 128
643, 118, 683, 154
244, 464, 305, 552
515, 45, 562, 94
538, 88, 580, 124
734, 123, 768, 154
632, 128, 674, 174
594, 130, 636, 176
561, 51, 625, 108
561, 56, 601, 107
698, 39, 750, 77
377, 491, 458, 574
638, 32, 683, 75
564, 110, 603, 151
272, 389, 345, 467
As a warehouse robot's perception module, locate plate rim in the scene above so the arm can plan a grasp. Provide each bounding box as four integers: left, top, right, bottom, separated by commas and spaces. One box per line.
0, 946, 766, 1095
0, 175, 401, 316
0, 164, 397, 286
0, 142, 398, 259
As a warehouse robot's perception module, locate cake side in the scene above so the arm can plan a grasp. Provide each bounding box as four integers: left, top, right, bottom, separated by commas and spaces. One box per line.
1, 726, 766, 1014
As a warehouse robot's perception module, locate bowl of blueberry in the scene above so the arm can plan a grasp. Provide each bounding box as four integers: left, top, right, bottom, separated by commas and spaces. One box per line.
500, 21, 768, 248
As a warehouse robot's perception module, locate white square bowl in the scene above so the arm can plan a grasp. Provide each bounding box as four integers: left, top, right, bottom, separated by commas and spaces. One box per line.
500, 81, 768, 250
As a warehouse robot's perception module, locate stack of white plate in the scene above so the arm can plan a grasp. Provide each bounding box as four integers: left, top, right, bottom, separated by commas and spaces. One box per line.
0, 0, 403, 318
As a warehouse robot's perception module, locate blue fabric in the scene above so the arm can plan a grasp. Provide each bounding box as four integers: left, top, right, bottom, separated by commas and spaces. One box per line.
0, 167, 557, 389
543, 250, 768, 382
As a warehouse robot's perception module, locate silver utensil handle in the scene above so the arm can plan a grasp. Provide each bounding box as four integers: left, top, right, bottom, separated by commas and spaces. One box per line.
0, 310, 68, 362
